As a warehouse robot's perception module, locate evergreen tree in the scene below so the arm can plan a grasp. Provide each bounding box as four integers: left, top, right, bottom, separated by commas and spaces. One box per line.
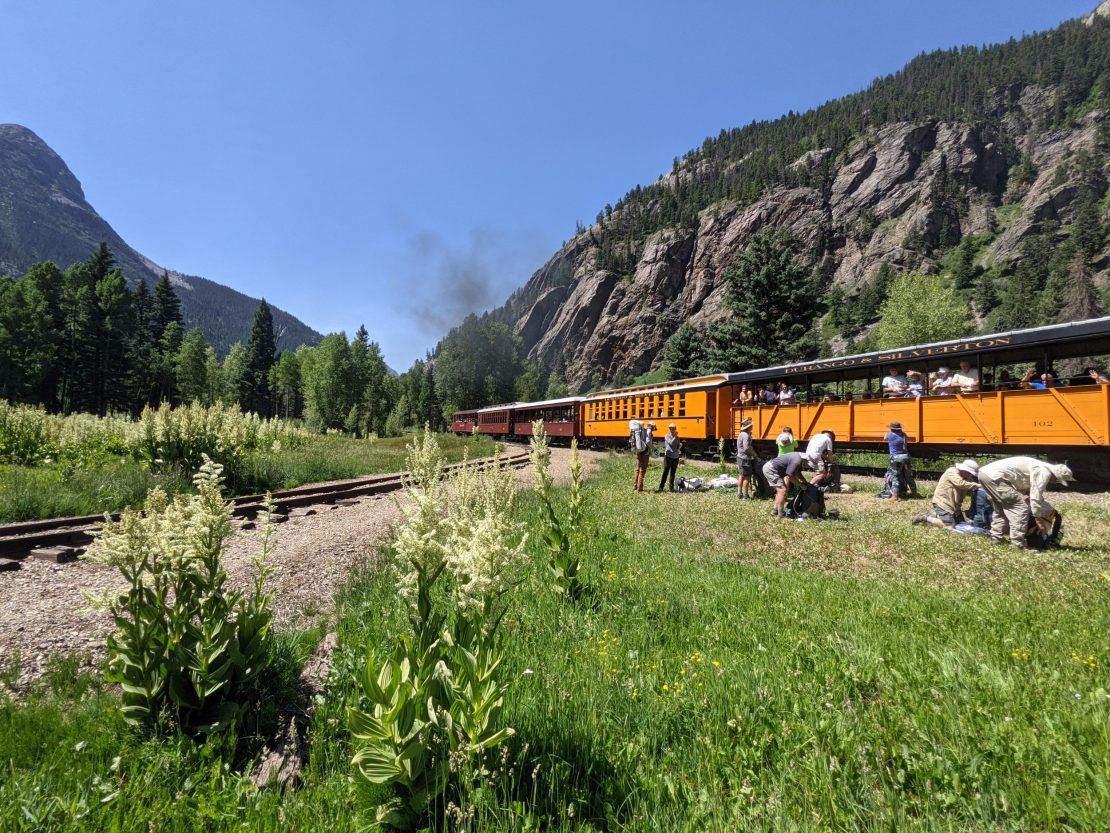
127, 279, 161, 410
1071, 186, 1105, 260
1059, 253, 1104, 322
240, 299, 277, 415
704, 230, 820, 371
152, 271, 183, 337
157, 322, 184, 404
661, 323, 710, 378
93, 270, 133, 415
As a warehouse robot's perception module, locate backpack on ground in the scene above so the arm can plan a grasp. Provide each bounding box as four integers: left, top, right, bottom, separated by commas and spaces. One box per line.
792, 484, 827, 519
628, 419, 649, 453
1026, 511, 1063, 550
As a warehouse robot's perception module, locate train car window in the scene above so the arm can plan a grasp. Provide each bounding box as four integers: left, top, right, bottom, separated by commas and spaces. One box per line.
679, 393, 686, 417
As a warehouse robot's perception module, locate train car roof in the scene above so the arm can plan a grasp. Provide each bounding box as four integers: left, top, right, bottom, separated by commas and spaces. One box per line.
476, 403, 520, 413
584, 374, 730, 402
723, 316, 1110, 384
511, 396, 584, 410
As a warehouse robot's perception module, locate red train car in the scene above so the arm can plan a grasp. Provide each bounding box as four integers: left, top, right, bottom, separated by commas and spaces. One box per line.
450, 409, 479, 435
477, 404, 515, 435
512, 397, 583, 439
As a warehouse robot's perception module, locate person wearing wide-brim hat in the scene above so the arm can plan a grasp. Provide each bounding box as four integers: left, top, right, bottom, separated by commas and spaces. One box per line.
913, 458, 979, 529
976, 456, 1075, 548
883, 421, 916, 501
736, 417, 757, 499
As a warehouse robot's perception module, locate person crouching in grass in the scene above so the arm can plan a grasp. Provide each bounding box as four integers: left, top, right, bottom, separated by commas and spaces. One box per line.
913, 459, 979, 529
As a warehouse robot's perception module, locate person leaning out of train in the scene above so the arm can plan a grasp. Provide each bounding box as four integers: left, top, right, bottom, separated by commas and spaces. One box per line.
733, 385, 754, 407
777, 383, 795, 405
757, 385, 777, 406
912, 458, 979, 529
881, 366, 909, 397
776, 426, 797, 456
657, 423, 682, 493
804, 429, 835, 489
952, 360, 980, 393
930, 366, 955, 395
976, 457, 1074, 549
736, 417, 757, 499
1085, 366, 1110, 385
763, 451, 810, 519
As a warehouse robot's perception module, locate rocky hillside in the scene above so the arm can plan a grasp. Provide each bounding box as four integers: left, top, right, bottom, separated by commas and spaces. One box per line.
496, 4, 1110, 390
0, 124, 321, 354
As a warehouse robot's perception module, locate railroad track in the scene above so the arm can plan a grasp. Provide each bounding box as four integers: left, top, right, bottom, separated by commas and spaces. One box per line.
0, 449, 532, 571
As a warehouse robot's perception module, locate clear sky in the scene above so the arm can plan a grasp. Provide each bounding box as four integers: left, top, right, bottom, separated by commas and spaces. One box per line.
1, 1, 1098, 369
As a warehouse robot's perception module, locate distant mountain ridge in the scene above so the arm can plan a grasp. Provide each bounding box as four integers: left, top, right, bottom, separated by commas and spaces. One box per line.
0, 124, 321, 354
486, 3, 1110, 390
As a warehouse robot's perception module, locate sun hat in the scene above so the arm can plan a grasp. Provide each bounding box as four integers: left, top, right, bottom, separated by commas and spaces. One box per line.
740, 417, 753, 430
668, 423, 677, 429
937, 366, 949, 373
1048, 462, 1075, 485
955, 459, 979, 477
889, 421, 903, 430
647, 421, 657, 428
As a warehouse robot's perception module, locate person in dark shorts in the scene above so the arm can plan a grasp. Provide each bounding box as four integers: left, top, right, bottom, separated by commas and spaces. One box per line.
657, 423, 682, 492
762, 451, 810, 518
736, 417, 757, 499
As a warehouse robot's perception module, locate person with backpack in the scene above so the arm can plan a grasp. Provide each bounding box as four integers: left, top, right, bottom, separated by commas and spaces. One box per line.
912, 459, 979, 529
883, 422, 915, 501
630, 420, 655, 492
657, 423, 682, 492
776, 427, 797, 456
976, 457, 1074, 548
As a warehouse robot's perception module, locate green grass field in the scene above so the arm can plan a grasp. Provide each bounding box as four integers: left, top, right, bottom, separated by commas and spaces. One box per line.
2, 454, 1108, 831
0, 433, 495, 522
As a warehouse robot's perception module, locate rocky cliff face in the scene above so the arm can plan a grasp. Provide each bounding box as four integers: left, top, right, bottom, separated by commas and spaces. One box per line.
502, 100, 1108, 391
0, 124, 321, 354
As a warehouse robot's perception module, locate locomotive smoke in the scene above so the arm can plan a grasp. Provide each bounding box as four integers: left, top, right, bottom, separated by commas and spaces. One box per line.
395, 224, 548, 340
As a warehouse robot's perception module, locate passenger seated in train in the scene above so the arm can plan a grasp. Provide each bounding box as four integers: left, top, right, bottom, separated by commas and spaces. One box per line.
755, 385, 777, 405
905, 370, 925, 397
733, 385, 754, 407
881, 366, 909, 397
930, 366, 955, 395
952, 360, 980, 393
1019, 367, 1063, 389
912, 459, 979, 529
777, 382, 795, 405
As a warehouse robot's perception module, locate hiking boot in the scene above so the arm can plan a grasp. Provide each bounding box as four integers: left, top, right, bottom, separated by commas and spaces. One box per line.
911, 513, 928, 525
770, 508, 780, 518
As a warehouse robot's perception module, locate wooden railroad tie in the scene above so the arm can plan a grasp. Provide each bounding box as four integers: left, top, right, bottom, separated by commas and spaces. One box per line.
31, 546, 80, 564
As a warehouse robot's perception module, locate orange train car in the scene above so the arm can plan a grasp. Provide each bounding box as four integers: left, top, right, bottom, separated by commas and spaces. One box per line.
580, 375, 731, 445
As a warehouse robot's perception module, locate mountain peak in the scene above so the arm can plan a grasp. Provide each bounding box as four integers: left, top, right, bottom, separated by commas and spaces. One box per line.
1086, 0, 1110, 24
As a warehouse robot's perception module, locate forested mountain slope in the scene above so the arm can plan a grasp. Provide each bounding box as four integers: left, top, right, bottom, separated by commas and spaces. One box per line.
0, 124, 321, 354
490, 3, 1110, 391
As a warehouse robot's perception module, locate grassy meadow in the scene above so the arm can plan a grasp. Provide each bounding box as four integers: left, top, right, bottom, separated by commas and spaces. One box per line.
2, 453, 1109, 831
0, 433, 495, 523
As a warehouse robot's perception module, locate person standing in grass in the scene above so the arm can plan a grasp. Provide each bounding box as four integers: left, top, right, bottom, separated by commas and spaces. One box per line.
657, 423, 682, 492
976, 457, 1074, 548
776, 426, 796, 456
632, 421, 655, 493
883, 421, 915, 501
762, 451, 809, 518
736, 416, 757, 499
913, 459, 979, 529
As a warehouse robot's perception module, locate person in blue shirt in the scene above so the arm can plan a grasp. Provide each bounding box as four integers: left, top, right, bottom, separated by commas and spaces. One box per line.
883, 421, 916, 501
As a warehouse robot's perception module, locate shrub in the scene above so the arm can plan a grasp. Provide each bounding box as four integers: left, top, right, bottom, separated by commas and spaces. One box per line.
84, 457, 276, 737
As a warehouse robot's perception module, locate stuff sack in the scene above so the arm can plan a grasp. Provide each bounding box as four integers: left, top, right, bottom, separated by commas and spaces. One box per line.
791, 484, 827, 519
628, 419, 649, 453
1026, 511, 1063, 550
676, 476, 707, 492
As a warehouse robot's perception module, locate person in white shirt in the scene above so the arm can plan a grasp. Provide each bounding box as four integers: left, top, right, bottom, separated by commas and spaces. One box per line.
777, 383, 795, 405
952, 360, 980, 393
804, 429, 835, 488
931, 366, 955, 395
881, 367, 908, 397
977, 457, 1074, 548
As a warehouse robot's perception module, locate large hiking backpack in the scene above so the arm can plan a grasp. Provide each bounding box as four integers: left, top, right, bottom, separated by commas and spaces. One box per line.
628, 419, 649, 453
1026, 511, 1063, 550
791, 484, 827, 519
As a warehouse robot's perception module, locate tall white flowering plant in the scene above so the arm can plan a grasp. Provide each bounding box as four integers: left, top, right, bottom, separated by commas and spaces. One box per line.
529, 421, 585, 598
85, 456, 275, 736
350, 427, 526, 830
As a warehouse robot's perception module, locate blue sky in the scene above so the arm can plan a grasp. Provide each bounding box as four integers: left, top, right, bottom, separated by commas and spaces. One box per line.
1, 1, 1098, 369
